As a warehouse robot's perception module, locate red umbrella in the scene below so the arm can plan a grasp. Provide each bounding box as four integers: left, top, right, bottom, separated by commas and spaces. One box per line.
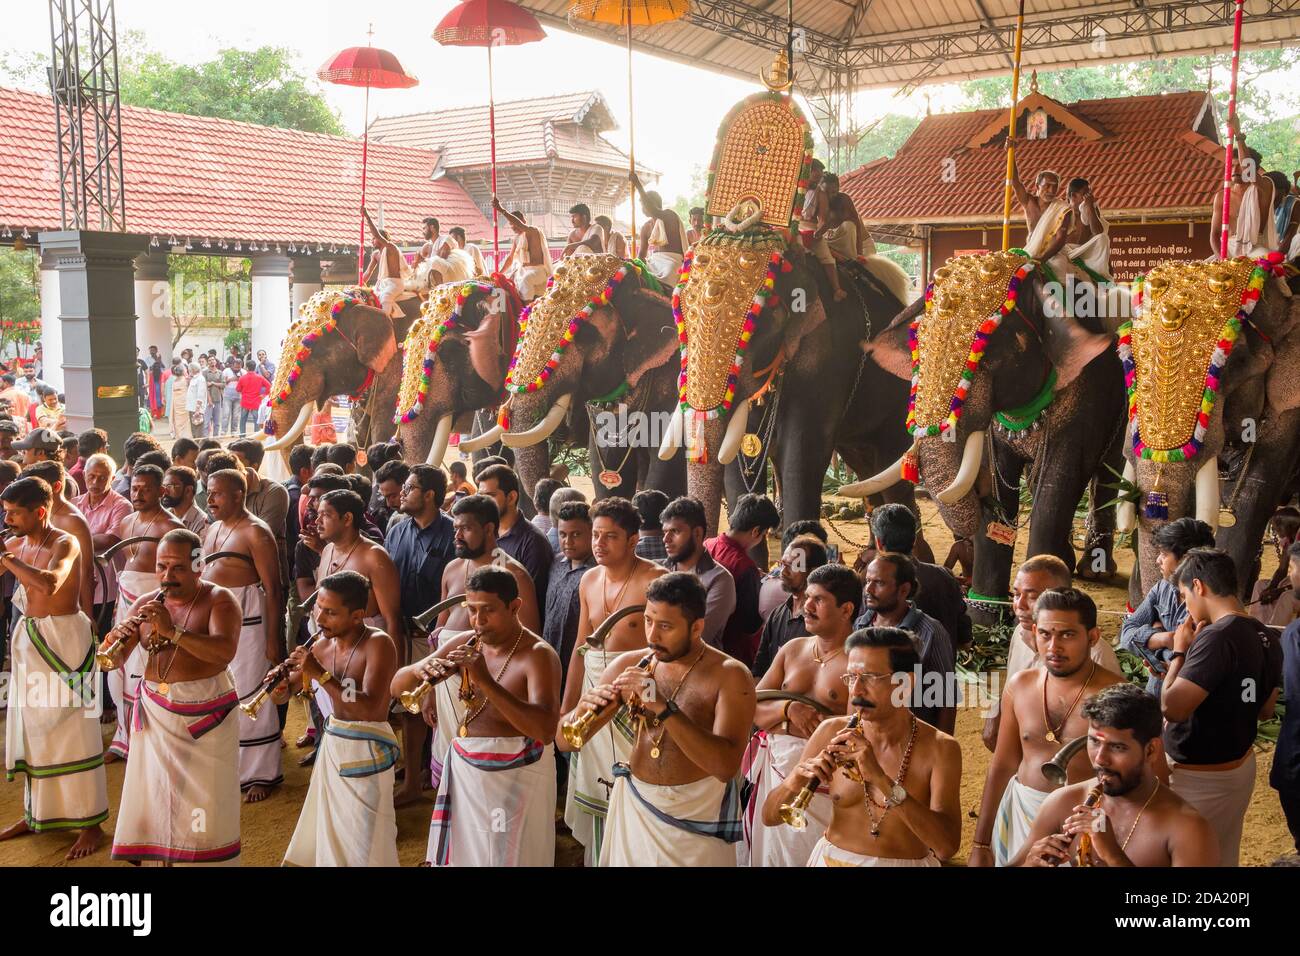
435, 0, 546, 269
317, 35, 419, 282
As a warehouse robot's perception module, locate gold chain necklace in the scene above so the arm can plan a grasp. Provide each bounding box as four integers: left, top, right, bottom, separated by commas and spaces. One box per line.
811, 637, 843, 667
327, 536, 362, 574
1042, 659, 1096, 744
863, 714, 918, 837
152, 585, 203, 695
459, 626, 525, 737
1119, 780, 1161, 852
642, 645, 706, 759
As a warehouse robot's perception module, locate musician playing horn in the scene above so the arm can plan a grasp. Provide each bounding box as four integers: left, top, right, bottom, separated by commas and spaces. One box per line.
763, 626, 961, 866
1014, 684, 1218, 867
743, 564, 859, 867
108, 529, 243, 865
393, 565, 561, 866
558, 497, 665, 865
971, 588, 1123, 867
571, 573, 755, 867
280, 570, 400, 867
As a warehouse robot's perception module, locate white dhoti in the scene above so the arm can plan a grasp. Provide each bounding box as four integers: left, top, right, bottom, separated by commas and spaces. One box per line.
427, 736, 555, 866
284, 716, 399, 867
739, 731, 828, 867
807, 836, 940, 867
4, 600, 109, 834
563, 645, 634, 865
375, 277, 406, 319
428, 632, 470, 790
509, 264, 551, 301
599, 766, 743, 867
993, 774, 1049, 867
108, 569, 159, 759
644, 250, 684, 281
1170, 752, 1256, 867
111, 672, 241, 864
228, 584, 283, 791
1249, 581, 1296, 628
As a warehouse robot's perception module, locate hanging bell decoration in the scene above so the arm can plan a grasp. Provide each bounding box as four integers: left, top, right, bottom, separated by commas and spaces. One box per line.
1143, 469, 1169, 520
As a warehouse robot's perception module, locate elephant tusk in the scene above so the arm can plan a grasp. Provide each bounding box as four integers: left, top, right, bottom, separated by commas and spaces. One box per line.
500, 394, 571, 448
459, 423, 503, 453
264, 402, 315, 452
1116, 459, 1137, 533
658, 406, 684, 461
936, 431, 985, 505
1195, 456, 1220, 531
716, 399, 751, 466
838, 442, 918, 498
425, 414, 455, 467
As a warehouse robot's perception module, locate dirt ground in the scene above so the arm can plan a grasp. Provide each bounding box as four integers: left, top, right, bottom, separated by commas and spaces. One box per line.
0, 486, 1291, 867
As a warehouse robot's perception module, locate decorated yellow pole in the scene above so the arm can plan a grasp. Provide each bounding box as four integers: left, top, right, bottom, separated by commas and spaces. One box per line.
1001, 0, 1026, 251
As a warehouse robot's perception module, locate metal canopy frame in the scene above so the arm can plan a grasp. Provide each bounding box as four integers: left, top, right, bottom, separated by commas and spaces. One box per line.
48, 0, 127, 232
528, 0, 1300, 172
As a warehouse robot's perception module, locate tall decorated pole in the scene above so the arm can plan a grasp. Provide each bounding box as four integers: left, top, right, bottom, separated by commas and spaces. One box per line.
1001, 0, 1026, 251
1219, 0, 1246, 259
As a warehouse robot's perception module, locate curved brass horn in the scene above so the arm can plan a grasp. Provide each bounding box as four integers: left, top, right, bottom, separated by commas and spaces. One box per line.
1040, 734, 1090, 787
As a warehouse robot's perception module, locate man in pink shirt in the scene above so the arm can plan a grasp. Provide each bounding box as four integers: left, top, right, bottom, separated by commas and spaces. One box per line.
235, 359, 271, 436
72, 451, 133, 637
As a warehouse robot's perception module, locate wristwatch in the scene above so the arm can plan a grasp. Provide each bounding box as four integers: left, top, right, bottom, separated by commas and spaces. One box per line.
886, 784, 908, 807
1168, 651, 1186, 662
657, 699, 681, 723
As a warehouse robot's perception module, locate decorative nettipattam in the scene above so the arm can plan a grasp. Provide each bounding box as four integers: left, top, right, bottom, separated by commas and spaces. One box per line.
908, 251, 1034, 438
1119, 258, 1266, 463
268, 286, 380, 412
672, 230, 786, 421
499, 255, 629, 418
394, 280, 496, 424
705, 92, 814, 231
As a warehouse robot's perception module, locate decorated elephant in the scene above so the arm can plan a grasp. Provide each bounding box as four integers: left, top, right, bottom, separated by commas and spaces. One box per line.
658, 229, 919, 537
845, 251, 1127, 608
1116, 253, 1300, 596
491, 254, 686, 501
263, 287, 414, 463
392, 276, 525, 467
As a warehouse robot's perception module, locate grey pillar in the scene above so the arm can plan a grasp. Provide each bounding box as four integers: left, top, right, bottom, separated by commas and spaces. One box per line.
40, 230, 149, 458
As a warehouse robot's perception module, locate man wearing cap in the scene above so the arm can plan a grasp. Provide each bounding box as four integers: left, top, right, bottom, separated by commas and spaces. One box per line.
12, 429, 77, 500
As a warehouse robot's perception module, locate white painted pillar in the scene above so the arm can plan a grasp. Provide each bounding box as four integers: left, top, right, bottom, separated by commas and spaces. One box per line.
251, 254, 293, 361
290, 257, 323, 317
133, 251, 173, 366
39, 249, 64, 391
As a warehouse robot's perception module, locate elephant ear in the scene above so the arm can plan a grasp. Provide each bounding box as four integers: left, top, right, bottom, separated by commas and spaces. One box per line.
775, 244, 831, 359
460, 297, 512, 392
336, 304, 398, 375
619, 288, 678, 388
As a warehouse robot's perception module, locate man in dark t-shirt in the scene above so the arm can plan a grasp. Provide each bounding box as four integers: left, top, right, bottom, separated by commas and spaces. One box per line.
1162, 549, 1282, 866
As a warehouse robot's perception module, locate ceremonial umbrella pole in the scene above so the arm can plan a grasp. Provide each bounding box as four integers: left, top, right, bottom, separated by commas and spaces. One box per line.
434, 0, 547, 271
568, 0, 690, 257
1219, 0, 1247, 259
317, 31, 419, 283
1001, 0, 1026, 251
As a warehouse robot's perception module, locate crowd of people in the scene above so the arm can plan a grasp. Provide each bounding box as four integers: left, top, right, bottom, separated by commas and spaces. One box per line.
0, 420, 1291, 868
133, 343, 276, 440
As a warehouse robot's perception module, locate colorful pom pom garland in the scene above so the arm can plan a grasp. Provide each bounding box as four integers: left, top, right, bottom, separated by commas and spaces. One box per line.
1118, 257, 1272, 463
394, 280, 497, 425
269, 286, 380, 413
671, 246, 787, 420
906, 260, 1035, 438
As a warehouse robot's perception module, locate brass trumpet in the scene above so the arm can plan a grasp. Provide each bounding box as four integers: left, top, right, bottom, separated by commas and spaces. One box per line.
240, 590, 320, 718
96, 590, 166, 670
1075, 785, 1105, 867
559, 604, 650, 750
1040, 734, 1089, 787
397, 594, 469, 715
779, 713, 862, 830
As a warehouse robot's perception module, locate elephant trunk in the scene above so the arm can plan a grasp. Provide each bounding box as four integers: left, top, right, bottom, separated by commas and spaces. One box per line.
685, 417, 728, 537
914, 433, 982, 539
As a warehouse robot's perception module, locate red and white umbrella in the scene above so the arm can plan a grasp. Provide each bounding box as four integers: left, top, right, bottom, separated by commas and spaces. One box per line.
317, 36, 419, 282
435, 0, 547, 269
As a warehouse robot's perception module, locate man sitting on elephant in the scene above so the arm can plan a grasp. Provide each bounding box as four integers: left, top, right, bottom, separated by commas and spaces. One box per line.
1010, 146, 1111, 282
562, 203, 604, 256
362, 208, 415, 319
630, 173, 689, 281
495, 199, 552, 300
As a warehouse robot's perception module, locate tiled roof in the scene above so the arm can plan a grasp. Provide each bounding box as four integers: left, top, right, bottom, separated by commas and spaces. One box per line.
368, 90, 636, 172
0, 86, 490, 244
841, 91, 1223, 224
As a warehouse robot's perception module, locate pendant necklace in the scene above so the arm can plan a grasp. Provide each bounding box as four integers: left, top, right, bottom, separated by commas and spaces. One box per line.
1042, 659, 1095, 744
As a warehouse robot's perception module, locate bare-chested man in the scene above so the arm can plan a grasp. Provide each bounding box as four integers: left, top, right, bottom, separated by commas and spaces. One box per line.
569, 572, 756, 866
687, 206, 707, 246
797, 158, 828, 249
1211, 113, 1278, 258
280, 570, 400, 866
106, 462, 184, 761
562, 202, 604, 256
763, 626, 963, 866
745, 564, 858, 866
393, 565, 561, 865
494, 198, 552, 300
1008, 142, 1063, 238
970, 587, 1125, 867
557, 497, 665, 864
0, 476, 108, 859
23, 460, 94, 618
362, 207, 410, 318
630, 172, 688, 281
1015, 683, 1218, 866
106, 529, 242, 864
313, 489, 403, 648
201, 468, 284, 801
436, 494, 539, 638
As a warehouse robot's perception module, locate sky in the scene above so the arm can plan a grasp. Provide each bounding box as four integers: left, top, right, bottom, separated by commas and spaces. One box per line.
6, 0, 1297, 212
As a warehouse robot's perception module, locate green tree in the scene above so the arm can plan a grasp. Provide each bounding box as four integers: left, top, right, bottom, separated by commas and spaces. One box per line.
118, 39, 344, 136
671, 164, 709, 220
0, 250, 41, 356
850, 113, 924, 167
